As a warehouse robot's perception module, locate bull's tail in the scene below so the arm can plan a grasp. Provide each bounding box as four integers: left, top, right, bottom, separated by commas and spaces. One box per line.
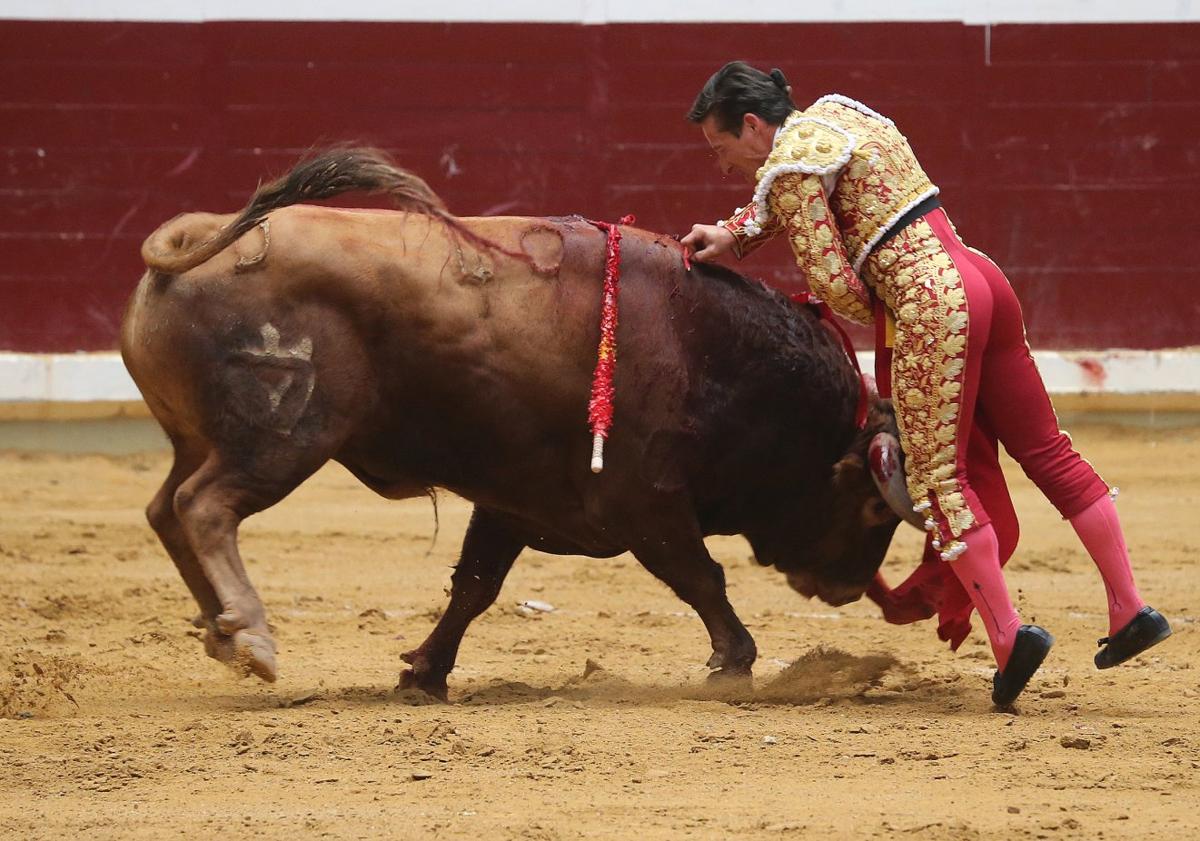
140, 147, 449, 274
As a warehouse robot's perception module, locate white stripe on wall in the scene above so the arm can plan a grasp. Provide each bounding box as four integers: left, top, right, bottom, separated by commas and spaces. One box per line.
0, 0, 1195, 22
2, 349, 1197, 404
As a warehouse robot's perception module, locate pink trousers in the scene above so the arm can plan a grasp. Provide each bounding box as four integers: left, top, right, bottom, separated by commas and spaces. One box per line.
873, 209, 1110, 646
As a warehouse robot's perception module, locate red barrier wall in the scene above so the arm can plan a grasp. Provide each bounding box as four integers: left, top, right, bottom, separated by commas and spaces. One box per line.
1, 21, 1197, 351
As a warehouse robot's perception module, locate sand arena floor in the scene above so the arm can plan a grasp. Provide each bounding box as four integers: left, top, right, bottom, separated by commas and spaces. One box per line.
1, 421, 1197, 839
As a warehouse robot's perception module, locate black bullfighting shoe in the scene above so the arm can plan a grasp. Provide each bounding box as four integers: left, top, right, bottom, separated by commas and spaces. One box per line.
1094, 606, 1172, 669
991, 625, 1054, 707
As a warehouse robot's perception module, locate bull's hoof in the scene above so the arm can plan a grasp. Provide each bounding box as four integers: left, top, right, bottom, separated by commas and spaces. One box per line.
705, 640, 757, 674
706, 665, 753, 686
216, 607, 266, 636
202, 627, 236, 663
395, 669, 449, 704
231, 629, 278, 683
705, 651, 724, 670
202, 622, 277, 683
196, 617, 237, 664
705, 644, 755, 691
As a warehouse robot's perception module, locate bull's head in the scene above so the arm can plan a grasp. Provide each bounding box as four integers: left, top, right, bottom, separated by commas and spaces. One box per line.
755, 398, 922, 606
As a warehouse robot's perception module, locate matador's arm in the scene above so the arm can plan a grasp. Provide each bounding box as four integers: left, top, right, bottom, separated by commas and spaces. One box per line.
719, 203, 784, 259
769, 171, 874, 326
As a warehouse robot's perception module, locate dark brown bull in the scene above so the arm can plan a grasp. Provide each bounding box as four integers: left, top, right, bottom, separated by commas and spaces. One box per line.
122, 149, 920, 699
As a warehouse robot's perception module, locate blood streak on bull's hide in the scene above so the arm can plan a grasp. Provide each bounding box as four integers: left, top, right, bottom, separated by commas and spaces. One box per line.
228, 323, 315, 436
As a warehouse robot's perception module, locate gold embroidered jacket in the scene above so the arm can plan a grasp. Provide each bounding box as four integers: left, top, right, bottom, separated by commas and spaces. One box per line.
720, 95, 939, 326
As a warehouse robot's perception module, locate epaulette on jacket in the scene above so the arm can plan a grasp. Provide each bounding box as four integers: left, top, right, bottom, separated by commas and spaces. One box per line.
750, 115, 855, 224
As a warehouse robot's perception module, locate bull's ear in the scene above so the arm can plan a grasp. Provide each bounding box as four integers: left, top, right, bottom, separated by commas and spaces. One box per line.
832, 453, 865, 488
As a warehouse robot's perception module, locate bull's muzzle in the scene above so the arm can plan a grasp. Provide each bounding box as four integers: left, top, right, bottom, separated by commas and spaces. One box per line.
868, 432, 924, 530
785, 572, 866, 607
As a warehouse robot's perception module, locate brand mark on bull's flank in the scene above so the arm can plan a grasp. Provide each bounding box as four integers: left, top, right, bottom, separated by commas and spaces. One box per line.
230, 323, 316, 435
243, 323, 314, 410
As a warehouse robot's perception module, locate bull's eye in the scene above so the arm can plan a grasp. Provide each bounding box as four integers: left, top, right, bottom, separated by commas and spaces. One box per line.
862, 497, 895, 527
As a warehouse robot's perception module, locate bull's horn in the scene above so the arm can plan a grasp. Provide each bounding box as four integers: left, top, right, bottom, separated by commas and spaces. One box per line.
861, 373, 879, 397
868, 433, 924, 529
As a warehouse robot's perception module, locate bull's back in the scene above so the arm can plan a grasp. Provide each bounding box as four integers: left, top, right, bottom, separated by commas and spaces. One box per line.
123, 207, 603, 469
122, 206, 855, 521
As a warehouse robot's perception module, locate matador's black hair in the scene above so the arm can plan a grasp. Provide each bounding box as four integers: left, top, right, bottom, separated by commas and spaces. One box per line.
687, 61, 795, 135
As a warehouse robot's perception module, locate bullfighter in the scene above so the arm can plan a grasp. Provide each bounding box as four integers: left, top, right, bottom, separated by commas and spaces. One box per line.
680, 61, 1171, 706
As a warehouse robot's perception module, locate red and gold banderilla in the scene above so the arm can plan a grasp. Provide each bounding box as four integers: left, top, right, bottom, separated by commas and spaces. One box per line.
586, 215, 636, 473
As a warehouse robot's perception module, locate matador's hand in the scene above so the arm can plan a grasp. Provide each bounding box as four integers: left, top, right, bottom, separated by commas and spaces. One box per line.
681, 224, 735, 263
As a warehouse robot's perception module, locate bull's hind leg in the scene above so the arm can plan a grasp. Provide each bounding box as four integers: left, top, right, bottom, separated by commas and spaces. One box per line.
631, 525, 757, 679
145, 442, 236, 662
173, 451, 327, 682
398, 507, 524, 701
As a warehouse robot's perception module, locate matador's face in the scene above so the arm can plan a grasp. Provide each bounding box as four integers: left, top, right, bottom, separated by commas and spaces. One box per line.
700, 113, 774, 183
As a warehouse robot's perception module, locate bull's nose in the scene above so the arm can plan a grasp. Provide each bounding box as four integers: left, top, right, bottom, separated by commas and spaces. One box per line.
785, 572, 817, 599
821, 587, 865, 607
785, 573, 868, 607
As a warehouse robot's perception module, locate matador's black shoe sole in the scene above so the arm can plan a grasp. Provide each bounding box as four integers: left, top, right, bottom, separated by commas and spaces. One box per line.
1095, 606, 1172, 670
991, 625, 1054, 707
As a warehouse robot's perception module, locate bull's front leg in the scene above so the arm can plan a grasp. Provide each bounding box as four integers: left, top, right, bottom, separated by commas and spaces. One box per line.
398, 507, 524, 701
630, 528, 757, 680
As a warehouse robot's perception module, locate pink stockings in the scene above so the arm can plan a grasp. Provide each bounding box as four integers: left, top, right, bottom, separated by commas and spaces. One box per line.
1070, 494, 1144, 635
949, 496, 1146, 670
949, 524, 1020, 670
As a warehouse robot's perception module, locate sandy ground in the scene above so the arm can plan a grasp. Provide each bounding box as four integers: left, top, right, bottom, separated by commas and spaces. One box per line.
1, 422, 1197, 840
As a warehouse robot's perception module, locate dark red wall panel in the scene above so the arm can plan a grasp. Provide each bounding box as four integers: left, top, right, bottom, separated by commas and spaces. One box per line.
1, 20, 1197, 352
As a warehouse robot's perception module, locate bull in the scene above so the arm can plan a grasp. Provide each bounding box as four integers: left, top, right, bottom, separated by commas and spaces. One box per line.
121, 148, 924, 700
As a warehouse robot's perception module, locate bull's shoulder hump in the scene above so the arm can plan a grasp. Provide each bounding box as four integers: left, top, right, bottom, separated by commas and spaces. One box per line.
459, 215, 576, 234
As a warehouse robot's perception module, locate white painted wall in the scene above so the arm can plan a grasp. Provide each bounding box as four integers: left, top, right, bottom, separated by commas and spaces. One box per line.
0, 353, 144, 403
0, 0, 1195, 22
3, 350, 1197, 404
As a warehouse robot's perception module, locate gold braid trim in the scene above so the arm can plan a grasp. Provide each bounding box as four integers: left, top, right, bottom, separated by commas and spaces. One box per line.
864, 219, 974, 553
